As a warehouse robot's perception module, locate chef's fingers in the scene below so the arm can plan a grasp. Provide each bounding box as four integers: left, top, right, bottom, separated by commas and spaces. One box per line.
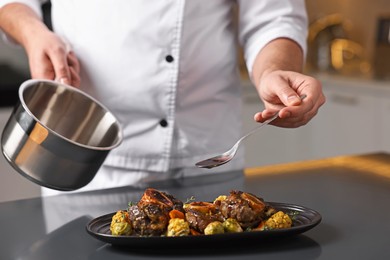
67, 51, 81, 87
49, 47, 71, 85
67, 51, 80, 74
69, 65, 81, 87
256, 93, 324, 128
253, 93, 306, 122
254, 106, 310, 128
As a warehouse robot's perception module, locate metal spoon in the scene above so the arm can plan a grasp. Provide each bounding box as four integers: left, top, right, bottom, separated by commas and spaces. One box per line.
195, 95, 306, 169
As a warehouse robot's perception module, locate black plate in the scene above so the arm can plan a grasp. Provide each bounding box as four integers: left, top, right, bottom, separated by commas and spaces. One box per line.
86, 202, 321, 248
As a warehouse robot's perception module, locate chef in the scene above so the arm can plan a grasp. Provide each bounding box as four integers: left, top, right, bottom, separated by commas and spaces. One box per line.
0, 0, 325, 196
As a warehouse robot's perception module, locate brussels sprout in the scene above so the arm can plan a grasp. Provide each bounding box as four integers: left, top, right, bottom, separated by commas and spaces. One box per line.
204, 221, 224, 235
167, 218, 190, 237
110, 210, 132, 236
223, 218, 243, 233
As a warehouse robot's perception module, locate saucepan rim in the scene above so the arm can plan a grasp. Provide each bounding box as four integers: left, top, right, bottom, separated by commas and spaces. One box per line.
18, 79, 123, 151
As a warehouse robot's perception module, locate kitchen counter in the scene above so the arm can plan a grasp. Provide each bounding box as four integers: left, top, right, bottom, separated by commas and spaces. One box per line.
1, 153, 390, 260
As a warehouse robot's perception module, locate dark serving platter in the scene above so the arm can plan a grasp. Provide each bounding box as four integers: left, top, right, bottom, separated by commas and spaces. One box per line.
86, 202, 321, 248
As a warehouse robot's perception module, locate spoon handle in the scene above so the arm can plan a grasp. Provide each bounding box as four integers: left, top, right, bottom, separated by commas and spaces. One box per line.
236, 113, 278, 146
237, 94, 307, 147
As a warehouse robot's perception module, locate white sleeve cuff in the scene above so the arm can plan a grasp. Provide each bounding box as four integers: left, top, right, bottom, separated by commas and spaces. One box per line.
244, 23, 308, 78
238, 0, 308, 78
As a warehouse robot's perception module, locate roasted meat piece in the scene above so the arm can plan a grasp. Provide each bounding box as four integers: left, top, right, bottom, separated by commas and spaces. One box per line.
128, 188, 184, 236
184, 201, 224, 233
218, 190, 268, 229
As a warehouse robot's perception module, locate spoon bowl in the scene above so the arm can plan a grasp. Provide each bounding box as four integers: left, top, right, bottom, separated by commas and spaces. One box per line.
195, 113, 278, 169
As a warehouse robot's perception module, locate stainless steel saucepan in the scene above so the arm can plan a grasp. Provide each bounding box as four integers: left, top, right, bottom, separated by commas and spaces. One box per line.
1, 79, 123, 191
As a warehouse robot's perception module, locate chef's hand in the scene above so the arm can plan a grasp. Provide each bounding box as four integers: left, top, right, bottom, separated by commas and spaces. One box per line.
23, 29, 81, 87
1, 2, 82, 87
254, 70, 325, 128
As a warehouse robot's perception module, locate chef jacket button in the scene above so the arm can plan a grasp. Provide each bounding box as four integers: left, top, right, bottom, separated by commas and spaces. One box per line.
159, 119, 168, 127
165, 55, 174, 63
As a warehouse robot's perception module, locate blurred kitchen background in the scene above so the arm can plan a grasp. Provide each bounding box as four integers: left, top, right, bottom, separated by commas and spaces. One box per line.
0, 0, 390, 202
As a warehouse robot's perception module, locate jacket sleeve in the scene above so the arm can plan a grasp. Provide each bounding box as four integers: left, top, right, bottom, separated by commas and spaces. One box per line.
237, 0, 308, 76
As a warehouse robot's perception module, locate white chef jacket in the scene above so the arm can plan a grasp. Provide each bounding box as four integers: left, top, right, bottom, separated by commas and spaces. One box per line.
0, 0, 308, 194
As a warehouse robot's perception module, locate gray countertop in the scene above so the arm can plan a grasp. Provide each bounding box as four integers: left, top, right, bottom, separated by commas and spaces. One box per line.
1, 153, 390, 260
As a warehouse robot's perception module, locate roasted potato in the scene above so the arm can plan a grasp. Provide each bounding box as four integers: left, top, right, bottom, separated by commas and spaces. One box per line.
110, 210, 132, 236
264, 211, 292, 229
167, 218, 190, 237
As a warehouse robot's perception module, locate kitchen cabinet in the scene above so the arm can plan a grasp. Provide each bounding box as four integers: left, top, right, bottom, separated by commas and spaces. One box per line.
241, 75, 390, 168
308, 78, 382, 158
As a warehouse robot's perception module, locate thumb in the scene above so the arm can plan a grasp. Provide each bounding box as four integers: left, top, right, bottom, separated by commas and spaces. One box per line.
277, 84, 301, 106
267, 72, 302, 107
285, 93, 302, 106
